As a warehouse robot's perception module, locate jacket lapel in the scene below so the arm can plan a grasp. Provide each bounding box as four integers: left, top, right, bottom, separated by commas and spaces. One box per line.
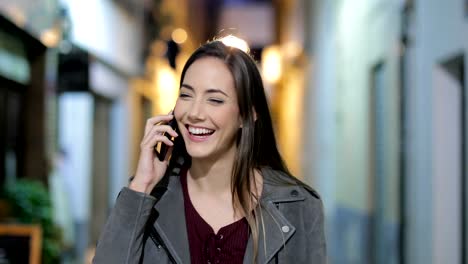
153, 175, 191, 264
243, 201, 296, 264
243, 169, 306, 264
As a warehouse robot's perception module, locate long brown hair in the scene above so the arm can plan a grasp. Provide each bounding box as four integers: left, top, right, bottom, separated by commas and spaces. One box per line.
171, 40, 292, 262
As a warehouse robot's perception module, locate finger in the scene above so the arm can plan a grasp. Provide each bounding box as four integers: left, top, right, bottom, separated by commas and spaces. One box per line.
141, 125, 178, 147
141, 133, 174, 150
148, 123, 179, 138
144, 114, 174, 136
144, 114, 173, 136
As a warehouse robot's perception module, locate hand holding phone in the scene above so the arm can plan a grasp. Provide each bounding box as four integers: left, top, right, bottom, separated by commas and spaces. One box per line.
155, 118, 178, 161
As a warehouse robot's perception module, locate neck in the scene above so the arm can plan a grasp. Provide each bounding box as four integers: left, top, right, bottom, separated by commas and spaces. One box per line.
188, 147, 237, 194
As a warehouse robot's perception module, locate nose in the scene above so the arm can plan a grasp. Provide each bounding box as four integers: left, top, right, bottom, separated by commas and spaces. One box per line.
187, 99, 205, 121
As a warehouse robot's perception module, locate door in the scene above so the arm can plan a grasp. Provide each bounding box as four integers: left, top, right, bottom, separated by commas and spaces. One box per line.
432, 57, 465, 264
0, 77, 25, 186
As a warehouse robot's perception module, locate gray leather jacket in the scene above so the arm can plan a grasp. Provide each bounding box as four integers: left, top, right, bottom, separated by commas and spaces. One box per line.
93, 168, 326, 264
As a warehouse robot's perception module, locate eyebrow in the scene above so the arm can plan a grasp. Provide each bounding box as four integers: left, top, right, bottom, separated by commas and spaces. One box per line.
180, 84, 229, 97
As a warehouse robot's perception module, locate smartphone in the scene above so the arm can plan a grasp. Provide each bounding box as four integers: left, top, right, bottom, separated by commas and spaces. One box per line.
155, 118, 178, 161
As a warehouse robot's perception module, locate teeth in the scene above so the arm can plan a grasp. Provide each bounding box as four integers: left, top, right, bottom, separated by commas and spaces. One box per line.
188, 126, 214, 135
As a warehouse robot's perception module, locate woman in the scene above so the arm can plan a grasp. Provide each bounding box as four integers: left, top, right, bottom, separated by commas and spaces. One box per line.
93, 40, 326, 264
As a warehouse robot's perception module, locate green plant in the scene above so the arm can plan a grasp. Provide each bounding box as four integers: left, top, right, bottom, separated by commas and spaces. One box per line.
1, 179, 63, 263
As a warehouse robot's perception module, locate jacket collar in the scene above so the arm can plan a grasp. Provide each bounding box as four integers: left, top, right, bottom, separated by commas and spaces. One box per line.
152, 167, 305, 264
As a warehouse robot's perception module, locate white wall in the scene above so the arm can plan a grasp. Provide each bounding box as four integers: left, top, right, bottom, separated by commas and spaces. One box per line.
432, 65, 462, 264
307, 0, 403, 263
58, 93, 94, 222
314, 0, 468, 263
0, 0, 58, 33
306, 0, 337, 220
60, 0, 143, 75
109, 94, 131, 206
334, 0, 401, 214
406, 0, 468, 263
59, 0, 142, 209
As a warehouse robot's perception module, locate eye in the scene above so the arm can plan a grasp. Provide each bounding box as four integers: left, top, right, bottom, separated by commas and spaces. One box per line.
208, 98, 224, 104
179, 93, 191, 99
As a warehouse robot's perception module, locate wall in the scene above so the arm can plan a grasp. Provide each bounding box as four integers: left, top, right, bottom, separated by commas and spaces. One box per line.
307, 0, 402, 263
406, 0, 468, 263
0, 0, 58, 34
60, 0, 143, 75
308, 0, 468, 263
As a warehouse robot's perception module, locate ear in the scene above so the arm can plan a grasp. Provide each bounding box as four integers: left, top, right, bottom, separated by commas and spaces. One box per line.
253, 108, 258, 122
239, 108, 257, 128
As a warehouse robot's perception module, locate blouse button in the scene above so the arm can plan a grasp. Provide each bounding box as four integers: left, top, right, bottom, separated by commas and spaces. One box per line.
281, 225, 290, 233
218, 234, 223, 240
216, 247, 221, 252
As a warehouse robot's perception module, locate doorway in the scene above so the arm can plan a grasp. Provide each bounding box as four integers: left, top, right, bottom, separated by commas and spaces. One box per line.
0, 76, 25, 186
369, 61, 401, 264
90, 95, 112, 245
432, 54, 465, 264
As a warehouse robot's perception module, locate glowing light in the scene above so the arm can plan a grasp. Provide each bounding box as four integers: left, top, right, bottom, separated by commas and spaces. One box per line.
172, 28, 188, 44
40, 28, 61, 47
156, 65, 178, 113
219, 35, 249, 53
261, 45, 282, 84
283, 41, 302, 59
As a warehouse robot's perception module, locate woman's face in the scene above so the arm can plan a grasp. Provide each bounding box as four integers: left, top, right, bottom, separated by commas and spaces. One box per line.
174, 57, 242, 161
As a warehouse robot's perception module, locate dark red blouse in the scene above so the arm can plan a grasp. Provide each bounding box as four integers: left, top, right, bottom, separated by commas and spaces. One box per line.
181, 171, 249, 264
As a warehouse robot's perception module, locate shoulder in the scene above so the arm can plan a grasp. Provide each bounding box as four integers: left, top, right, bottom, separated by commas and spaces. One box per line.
261, 167, 325, 230
260, 167, 322, 203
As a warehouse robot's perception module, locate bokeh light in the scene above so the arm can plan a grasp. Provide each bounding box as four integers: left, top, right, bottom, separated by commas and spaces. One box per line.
219, 35, 249, 53
171, 28, 187, 44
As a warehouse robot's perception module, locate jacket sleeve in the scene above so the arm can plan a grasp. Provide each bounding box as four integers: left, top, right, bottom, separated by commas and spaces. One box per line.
93, 187, 157, 264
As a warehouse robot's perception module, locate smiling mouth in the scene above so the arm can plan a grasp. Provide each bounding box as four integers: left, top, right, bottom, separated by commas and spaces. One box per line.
187, 125, 215, 137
